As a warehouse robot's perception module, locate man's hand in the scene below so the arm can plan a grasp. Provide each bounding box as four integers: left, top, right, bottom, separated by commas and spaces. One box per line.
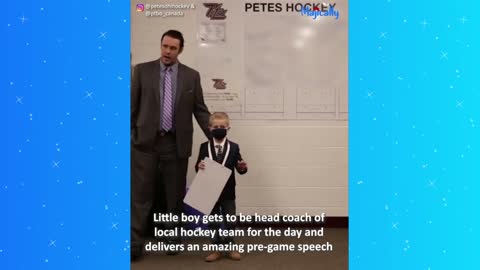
197, 160, 206, 170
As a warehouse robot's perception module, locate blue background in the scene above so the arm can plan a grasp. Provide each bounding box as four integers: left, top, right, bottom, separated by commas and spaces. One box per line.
350, 0, 480, 269
3, 0, 479, 269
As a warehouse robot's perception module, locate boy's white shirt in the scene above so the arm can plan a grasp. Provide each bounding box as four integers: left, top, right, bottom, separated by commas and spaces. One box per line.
207, 137, 230, 167
213, 137, 227, 155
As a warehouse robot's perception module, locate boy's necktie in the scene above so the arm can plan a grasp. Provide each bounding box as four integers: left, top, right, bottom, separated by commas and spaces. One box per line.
215, 145, 223, 163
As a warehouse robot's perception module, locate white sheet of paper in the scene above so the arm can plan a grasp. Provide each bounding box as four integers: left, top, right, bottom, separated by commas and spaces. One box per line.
184, 157, 232, 215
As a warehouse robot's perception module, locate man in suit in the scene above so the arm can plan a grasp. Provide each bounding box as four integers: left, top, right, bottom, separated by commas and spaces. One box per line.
131, 29, 211, 261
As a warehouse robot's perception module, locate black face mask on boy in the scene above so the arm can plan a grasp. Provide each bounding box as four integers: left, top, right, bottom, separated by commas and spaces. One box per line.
211, 128, 227, 140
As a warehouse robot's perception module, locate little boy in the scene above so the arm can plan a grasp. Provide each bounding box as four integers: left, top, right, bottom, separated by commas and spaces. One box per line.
195, 112, 248, 262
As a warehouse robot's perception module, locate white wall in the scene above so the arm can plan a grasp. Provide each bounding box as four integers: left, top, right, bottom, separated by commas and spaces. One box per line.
131, 0, 348, 216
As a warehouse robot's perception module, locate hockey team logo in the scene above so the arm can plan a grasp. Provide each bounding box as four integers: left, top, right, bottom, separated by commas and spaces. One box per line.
212, 79, 227, 89
203, 3, 227, 20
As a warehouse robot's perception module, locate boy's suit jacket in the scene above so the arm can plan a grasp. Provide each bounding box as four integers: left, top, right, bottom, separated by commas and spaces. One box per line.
195, 139, 247, 201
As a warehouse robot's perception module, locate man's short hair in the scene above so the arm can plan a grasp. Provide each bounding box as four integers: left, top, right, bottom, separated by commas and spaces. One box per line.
209, 112, 230, 126
161, 30, 184, 48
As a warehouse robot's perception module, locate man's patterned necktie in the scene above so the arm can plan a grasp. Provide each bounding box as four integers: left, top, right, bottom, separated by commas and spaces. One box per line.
161, 67, 173, 131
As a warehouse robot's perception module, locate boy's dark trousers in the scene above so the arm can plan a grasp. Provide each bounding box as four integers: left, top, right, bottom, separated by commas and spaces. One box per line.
209, 200, 236, 244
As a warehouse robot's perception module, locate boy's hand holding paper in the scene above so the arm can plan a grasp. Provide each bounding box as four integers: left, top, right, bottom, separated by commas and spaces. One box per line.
184, 158, 232, 215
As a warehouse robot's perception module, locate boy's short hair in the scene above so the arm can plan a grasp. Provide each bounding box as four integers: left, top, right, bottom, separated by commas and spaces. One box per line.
209, 112, 230, 126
